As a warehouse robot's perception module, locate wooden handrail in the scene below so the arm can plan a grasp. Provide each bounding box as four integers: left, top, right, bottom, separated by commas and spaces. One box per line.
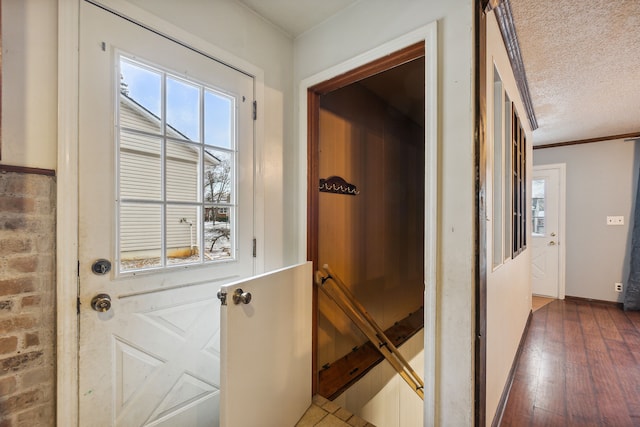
315, 264, 424, 400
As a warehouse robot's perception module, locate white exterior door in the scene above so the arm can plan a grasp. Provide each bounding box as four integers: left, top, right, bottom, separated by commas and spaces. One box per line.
219, 262, 313, 427
78, 2, 255, 426
531, 165, 565, 298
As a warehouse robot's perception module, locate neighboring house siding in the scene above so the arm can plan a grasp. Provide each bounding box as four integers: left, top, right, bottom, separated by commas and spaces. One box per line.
119, 95, 203, 258
166, 146, 199, 202
120, 100, 164, 135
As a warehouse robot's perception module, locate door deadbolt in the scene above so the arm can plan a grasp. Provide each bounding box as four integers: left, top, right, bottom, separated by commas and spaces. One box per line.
91, 294, 112, 312
232, 288, 252, 305
92, 259, 112, 275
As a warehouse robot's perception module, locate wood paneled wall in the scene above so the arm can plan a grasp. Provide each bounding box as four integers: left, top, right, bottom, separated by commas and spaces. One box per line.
317, 84, 424, 366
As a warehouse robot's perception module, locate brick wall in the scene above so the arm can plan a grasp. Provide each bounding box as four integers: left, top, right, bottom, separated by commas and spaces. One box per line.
0, 171, 56, 426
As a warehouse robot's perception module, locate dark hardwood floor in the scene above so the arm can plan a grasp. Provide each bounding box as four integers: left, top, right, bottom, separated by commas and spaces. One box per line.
501, 299, 640, 426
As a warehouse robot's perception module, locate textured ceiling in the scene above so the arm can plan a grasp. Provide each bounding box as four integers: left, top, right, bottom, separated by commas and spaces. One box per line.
510, 0, 640, 145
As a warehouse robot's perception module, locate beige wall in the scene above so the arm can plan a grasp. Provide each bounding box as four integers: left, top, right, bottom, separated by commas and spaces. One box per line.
485, 11, 533, 425
534, 139, 638, 302
2, 0, 58, 170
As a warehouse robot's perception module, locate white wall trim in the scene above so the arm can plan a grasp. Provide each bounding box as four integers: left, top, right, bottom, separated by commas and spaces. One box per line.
560, 163, 567, 299
58, 1, 267, 425
57, 1, 80, 425
533, 163, 567, 299
554, 162, 567, 300
296, 21, 438, 425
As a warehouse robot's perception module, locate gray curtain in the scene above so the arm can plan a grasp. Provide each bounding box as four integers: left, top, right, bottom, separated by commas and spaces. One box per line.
625, 169, 640, 310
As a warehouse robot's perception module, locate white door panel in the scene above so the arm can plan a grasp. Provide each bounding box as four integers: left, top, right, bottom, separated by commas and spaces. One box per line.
220, 262, 313, 427
531, 166, 563, 297
78, 2, 254, 425
81, 284, 222, 427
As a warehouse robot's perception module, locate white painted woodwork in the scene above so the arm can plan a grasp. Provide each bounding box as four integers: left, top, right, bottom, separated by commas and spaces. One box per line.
78, 2, 255, 425
532, 165, 564, 298
219, 262, 313, 427
57, 0, 82, 423
333, 333, 424, 427
297, 21, 439, 425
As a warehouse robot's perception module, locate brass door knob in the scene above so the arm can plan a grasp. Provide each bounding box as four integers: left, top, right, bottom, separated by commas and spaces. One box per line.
91, 294, 112, 312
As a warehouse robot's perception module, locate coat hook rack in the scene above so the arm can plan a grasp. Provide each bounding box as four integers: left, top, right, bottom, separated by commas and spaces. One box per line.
319, 176, 359, 196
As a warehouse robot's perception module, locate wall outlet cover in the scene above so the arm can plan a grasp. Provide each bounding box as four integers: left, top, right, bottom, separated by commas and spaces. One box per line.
607, 216, 624, 226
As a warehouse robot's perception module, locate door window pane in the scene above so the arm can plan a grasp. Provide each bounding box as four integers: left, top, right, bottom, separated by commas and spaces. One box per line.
166, 77, 200, 142
205, 206, 233, 261
166, 205, 200, 266
204, 149, 234, 205
119, 60, 162, 133
492, 66, 503, 268
166, 140, 200, 202
532, 179, 545, 236
205, 90, 233, 149
203, 148, 234, 263
119, 203, 162, 271
117, 55, 238, 273
119, 131, 161, 200
504, 93, 512, 260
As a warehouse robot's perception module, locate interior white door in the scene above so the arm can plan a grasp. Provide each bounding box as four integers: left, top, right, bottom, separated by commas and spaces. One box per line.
219, 262, 313, 427
531, 166, 562, 297
78, 2, 254, 426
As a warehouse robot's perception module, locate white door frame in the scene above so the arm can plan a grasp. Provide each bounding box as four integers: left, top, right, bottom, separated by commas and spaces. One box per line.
297, 23, 438, 425
57, 1, 265, 425
532, 163, 567, 299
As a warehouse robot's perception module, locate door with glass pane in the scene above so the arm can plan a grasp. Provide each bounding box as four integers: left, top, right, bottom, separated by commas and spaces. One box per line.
531, 166, 563, 297
78, 2, 254, 425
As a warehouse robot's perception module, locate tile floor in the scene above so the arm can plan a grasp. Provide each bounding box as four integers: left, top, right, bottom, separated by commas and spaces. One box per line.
295, 395, 376, 427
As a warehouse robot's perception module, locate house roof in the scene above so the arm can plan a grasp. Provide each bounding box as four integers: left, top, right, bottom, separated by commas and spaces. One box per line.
120, 93, 222, 164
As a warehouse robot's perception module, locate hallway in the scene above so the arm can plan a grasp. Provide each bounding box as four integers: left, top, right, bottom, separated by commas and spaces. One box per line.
501, 299, 640, 426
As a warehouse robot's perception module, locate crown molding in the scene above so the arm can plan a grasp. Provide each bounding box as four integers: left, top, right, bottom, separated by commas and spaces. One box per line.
493, 0, 538, 130
533, 131, 640, 150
